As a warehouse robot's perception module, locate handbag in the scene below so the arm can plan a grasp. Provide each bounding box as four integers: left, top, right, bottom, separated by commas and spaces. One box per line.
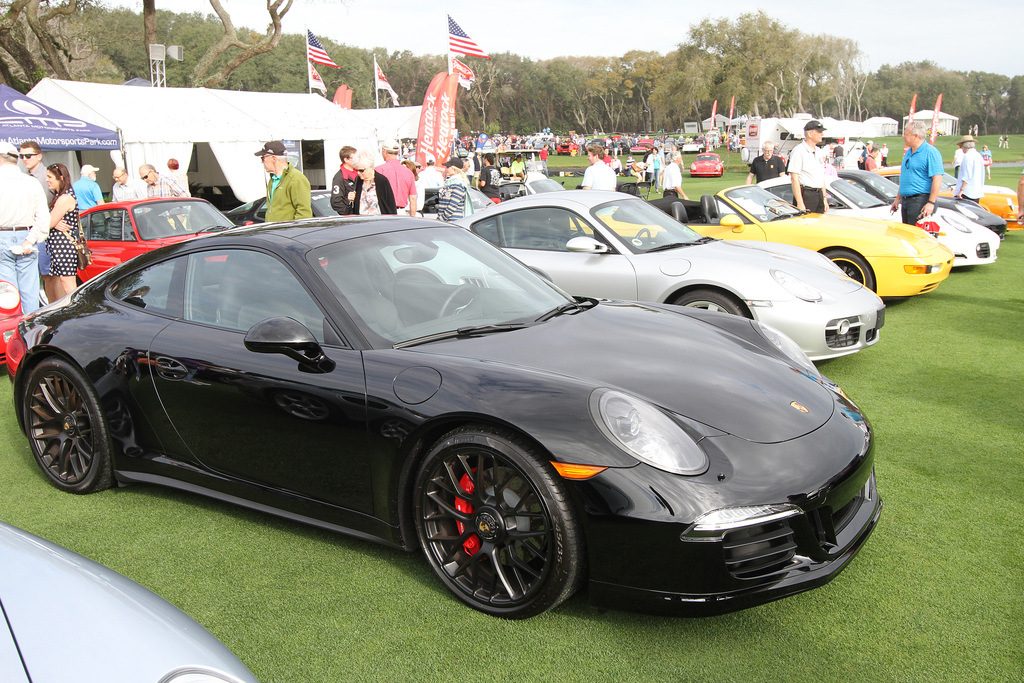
74, 229, 93, 270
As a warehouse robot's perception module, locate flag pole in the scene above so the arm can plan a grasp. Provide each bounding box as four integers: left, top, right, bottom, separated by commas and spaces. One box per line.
373, 53, 379, 109
446, 13, 453, 74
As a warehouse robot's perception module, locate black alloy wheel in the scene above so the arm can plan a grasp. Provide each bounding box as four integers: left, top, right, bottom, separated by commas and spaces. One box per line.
413, 426, 583, 619
23, 358, 113, 494
823, 248, 877, 292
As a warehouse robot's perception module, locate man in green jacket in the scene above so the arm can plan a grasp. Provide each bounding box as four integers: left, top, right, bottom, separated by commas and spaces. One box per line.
255, 141, 312, 222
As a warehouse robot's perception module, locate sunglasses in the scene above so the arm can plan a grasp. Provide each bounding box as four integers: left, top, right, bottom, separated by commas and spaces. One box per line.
141, 171, 154, 180
18, 153, 38, 159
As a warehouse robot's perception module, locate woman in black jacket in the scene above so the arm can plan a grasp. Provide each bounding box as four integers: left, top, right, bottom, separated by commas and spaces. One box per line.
349, 150, 397, 215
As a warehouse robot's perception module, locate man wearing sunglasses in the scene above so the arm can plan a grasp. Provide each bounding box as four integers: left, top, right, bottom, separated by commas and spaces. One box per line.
138, 164, 188, 198
18, 141, 53, 205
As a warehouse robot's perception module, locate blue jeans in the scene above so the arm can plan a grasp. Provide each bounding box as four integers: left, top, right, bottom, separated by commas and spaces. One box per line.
0, 229, 40, 314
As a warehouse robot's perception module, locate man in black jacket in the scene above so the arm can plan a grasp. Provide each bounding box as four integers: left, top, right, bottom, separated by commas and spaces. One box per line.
330, 146, 358, 215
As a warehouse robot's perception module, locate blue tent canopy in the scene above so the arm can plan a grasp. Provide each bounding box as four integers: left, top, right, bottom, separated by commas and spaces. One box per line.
0, 84, 119, 150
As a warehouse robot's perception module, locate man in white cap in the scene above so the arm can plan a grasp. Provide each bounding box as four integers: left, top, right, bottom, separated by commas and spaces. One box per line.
0, 142, 50, 314
788, 119, 828, 214
417, 154, 445, 189
953, 135, 985, 203
73, 164, 105, 211
375, 139, 417, 216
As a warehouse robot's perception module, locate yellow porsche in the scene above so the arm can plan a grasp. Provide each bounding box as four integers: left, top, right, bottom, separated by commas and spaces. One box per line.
684, 185, 954, 298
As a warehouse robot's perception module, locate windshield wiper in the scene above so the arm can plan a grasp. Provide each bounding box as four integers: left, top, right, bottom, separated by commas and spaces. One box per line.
394, 323, 529, 348
535, 301, 582, 321
197, 224, 236, 234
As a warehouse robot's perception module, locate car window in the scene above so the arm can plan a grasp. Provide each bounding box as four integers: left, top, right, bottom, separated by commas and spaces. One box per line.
182, 249, 326, 341
471, 216, 500, 244
131, 201, 231, 239
496, 208, 596, 251
311, 194, 332, 217
591, 199, 705, 253
834, 180, 886, 208
723, 186, 801, 222
84, 209, 133, 242
109, 258, 181, 316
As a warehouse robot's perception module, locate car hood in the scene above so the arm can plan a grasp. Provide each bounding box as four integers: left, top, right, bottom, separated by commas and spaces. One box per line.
770, 213, 945, 253
703, 240, 865, 295
416, 302, 835, 443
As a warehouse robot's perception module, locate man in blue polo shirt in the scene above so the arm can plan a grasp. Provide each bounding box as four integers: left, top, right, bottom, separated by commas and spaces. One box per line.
890, 120, 943, 226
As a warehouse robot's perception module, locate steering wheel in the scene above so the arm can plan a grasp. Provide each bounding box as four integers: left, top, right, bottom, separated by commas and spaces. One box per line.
440, 284, 478, 317
634, 228, 652, 240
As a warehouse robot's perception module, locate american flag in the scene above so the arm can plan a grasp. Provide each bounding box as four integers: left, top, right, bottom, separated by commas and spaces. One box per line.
448, 15, 489, 59
307, 30, 339, 68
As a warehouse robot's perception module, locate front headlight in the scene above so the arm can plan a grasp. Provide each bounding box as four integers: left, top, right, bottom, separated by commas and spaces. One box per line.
771, 269, 823, 302
590, 389, 709, 475
753, 320, 819, 377
0, 281, 21, 314
941, 212, 974, 233
955, 203, 981, 220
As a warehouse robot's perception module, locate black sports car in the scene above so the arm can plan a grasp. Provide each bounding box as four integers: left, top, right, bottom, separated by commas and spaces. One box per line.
6, 217, 881, 619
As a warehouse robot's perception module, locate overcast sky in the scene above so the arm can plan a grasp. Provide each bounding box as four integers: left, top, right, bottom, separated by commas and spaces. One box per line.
119, 0, 1020, 77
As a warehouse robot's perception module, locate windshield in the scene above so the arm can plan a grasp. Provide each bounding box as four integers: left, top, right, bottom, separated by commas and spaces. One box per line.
131, 200, 233, 239
591, 199, 707, 253
845, 172, 898, 201
832, 179, 887, 208
312, 194, 333, 216
309, 226, 573, 346
941, 173, 958, 191
695, 155, 717, 162
722, 186, 802, 222
528, 177, 566, 193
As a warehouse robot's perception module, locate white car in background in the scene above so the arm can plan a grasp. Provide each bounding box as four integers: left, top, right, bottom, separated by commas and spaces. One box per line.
757, 176, 1000, 267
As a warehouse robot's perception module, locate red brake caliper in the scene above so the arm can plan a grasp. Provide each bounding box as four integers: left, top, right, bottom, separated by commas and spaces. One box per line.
455, 472, 481, 555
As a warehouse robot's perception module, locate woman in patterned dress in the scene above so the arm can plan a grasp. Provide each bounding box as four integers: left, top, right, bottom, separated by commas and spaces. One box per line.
44, 163, 81, 302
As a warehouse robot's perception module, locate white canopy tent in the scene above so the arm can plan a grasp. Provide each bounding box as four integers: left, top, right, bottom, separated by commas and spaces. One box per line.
903, 110, 959, 137
27, 78, 421, 204
864, 116, 899, 138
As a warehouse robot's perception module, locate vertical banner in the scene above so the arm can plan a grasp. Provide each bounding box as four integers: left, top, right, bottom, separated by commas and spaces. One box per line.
432, 72, 461, 165
333, 85, 352, 109
416, 72, 448, 168
929, 94, 943, 145
905, 93, 918, 151
727, 95, 735, 129
709, 99, 718, 131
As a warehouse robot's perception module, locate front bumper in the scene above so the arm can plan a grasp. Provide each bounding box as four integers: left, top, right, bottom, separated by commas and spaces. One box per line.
752, 294, 885, 362
870, 247, 954, 297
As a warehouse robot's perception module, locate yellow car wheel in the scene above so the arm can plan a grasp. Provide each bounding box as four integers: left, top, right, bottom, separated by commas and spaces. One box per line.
822, 248, 876, 292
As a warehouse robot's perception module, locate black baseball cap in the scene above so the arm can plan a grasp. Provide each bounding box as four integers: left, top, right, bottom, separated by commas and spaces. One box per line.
443, 157, 465, 168
804, 120, 825, 132
255, 141, 286, 156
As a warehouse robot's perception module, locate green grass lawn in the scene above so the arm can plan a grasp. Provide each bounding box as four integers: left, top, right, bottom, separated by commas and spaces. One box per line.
2, 209, 1023, 681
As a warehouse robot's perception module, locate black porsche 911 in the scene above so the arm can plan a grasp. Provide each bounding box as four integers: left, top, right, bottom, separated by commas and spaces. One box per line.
5, 217, 881, 619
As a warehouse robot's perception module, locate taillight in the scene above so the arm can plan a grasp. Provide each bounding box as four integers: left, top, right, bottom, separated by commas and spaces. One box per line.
5, 328, 26, 376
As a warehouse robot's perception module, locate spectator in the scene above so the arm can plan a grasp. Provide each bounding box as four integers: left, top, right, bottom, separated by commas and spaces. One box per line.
139, 163, 188, 198
953, 136, 985, 202
788, 120, 828, 214
330, 145, 359, 215
890, 120, 942, 225
0, 141, 49, 314
376, 140, 416, 216
18, 141, 53, 205
880, 143, 889, 167
746, 141, 787, 185
980, 144, 993, 179
111, 167, 146, 202
254, 141, 312, 222
952, 142, 964, 178
43, 163, 81, 302
661, 152, 688, 200
72, 165, 104, 211
581, 145, 616, 191
510, 154, 526, 180
477, 153, 501, 203
351, 149, 396, 215
166, 158, 191, 196
437, 158, 471, 222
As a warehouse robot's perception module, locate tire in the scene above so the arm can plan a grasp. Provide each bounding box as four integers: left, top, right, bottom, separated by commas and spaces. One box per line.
671, 289, 746, 317
822, 248, 877, 292
413, 426, 584, 619
22, 358, 113, 494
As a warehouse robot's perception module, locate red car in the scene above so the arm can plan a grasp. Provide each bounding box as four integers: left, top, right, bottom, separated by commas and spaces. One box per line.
78, 197, 235, 282
630, 138, 654, 154
689, 152, 724, 177
556, 141, 574, 155
0, 279, 21, 367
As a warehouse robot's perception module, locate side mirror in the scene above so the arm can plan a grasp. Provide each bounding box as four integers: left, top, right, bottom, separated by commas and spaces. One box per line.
244, 316, 335, 373
566, 236, 609, 253
719, 214, 744, 232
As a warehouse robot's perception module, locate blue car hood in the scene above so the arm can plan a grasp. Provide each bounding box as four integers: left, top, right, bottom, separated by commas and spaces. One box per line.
414, 302, 835, 443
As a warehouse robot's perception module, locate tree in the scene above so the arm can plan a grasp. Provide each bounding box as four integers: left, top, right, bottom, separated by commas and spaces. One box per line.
0, 0, 81, 90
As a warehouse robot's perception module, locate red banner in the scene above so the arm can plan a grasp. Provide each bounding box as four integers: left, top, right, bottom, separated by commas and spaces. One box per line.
416, 72, 448, 167
333, 85, 352, 109
727, 95, 735, 129
710, 99, 718, 131
929, 94, 943, 145
415, 72, 462, 167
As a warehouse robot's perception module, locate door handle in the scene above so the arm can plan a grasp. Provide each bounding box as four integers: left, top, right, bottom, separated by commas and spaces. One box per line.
154, 356, 189, 381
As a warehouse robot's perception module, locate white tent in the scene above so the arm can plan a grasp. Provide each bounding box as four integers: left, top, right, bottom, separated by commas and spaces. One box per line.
864, 116, 899, 138
903, 110, 959, 137
27, 78, 421, 204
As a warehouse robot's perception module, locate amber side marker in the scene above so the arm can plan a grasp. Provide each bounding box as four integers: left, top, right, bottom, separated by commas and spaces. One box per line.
550, 462, 608, 480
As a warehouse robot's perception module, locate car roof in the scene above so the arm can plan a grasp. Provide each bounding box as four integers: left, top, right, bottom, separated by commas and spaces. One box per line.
455, 190, 634, 220
81, 196, 215, 215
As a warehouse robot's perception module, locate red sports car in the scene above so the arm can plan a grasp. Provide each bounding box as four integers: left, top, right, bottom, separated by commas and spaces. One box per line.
0, 279, 21, 367
78, 197, 235, 282
689, 152, 724, 177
